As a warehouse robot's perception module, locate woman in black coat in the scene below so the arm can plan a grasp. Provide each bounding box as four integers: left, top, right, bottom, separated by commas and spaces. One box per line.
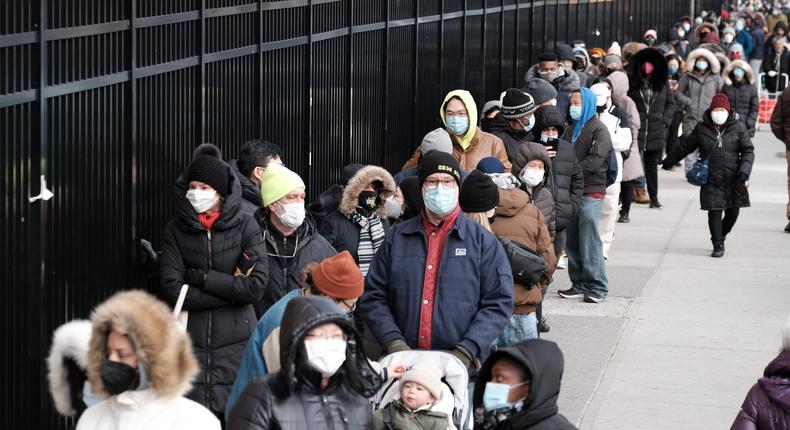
662, 93, 754, 258
722, 60, 759, 138
160, 154, 269, 421
628, 48, 675, 208
227, 296, 382, 430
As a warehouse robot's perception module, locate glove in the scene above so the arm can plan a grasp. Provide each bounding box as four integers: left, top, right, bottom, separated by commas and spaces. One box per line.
450, 345, 473, 368
184, 269, 207, 287
385, 339, 411, 355
621, 150, 631, 160
737, 172, 749, 183
768, 70, 778, 77
234, 249, 259, 277
660, 159, 673, 171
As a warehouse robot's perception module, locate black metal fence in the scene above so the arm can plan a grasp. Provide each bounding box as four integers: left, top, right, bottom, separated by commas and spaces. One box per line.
2, 0, 717, 427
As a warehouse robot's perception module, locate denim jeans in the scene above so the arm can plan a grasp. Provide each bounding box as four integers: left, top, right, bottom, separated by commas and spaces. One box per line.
565, 196, 608, 297
492, 313, 538, 348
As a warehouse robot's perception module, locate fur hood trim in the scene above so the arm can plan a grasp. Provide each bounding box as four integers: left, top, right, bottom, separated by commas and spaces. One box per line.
629, 48, 669, 91
694, 22, 719, 40
525, 65, 581, 92
686, 48, 721, 74
87, 290, 198, 400
47, 320, 92, 416
339, 165, 396, 218
723, 60, 756, 85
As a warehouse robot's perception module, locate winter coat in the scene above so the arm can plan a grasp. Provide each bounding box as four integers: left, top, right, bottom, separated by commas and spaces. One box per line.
736, 30, 754, 58
751, 27, 766, 60
227, 296, 382, 430
319, 165, 395, 264
473, 339, 576, 430
228, 159, 262, 219
159, 164, 268, 417
485, 113, 534, 162
608, 71, 644, 182
359, 209, 514, 361
491, 187, 556, 314
373, 399, 449, 430
532, 106, 584, 232
731, 350, 790, 430
628, 49, 676, 152
48, 320, 92, 421
525, 64, 582, 119
77, 291, 220, 430
722, 60, 759, 137
663, 111, 754, 210
562, 104, 613, 196
254, 215, 336, 317
761, 47, 790, 93
677, 49, 724, 137
770, 86, 790, 151
768, 13, 789, 33
512, 142, 557, 240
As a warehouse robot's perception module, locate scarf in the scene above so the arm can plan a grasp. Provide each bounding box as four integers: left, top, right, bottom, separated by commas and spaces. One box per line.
346, 210, 386, 276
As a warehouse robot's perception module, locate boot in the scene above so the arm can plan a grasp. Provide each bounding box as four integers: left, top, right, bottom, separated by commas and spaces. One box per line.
785, 221, 790, 233
711, 242, 725, 258
649, 198, 663, 209
634, 187, 650, 204
538, 317, 550, 333
618, 210, 630, 223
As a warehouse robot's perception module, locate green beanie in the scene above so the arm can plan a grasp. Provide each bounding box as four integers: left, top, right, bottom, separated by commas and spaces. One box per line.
261, 163, 305, 207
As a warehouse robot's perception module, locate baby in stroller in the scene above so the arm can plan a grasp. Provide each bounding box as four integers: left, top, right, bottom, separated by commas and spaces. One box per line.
374, 363, 448, 429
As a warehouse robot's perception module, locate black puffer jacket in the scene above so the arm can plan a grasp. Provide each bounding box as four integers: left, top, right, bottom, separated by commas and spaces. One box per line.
485, 113, 534, 162
227, 296, 382, 430
664, 111, 754, 210
473, 339, 576, 430
628, 49, 675, 152
160, 164, 268, 417
229, 159, 262, 219
253, 214, 337, 317
512, 142, 557, 240
532, 106, 584, 232
722, 60, 759, 137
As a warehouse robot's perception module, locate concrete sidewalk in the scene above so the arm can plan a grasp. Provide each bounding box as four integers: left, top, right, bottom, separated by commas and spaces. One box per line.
543, 130, 790, 429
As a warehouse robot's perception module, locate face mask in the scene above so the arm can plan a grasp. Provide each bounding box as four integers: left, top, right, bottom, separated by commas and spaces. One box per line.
357, 190, 378, 213
723, 34, 734, 43
711, 110, 729, 125
423, 184, 457, 216
540, 133, 557, 143
100, 359, 138, 396
596, 104, 607, 113
383, 195, 402, 218
304, 338, 347, 377
668, 65, 679, 74
695, 60, 709, 71
683, 23, 691, 32
678, 29, 686, 38
733, 68, 746, 79
642, 62, 655, 75
519, 168, 545, 187
482, 381, 528, 411
275, 202, 305, 229
569, 105, 583, 121
736, 22, 744, 31
645, 38, 656, 46
520, 115, 535, 132
186, 189, 219, 214
590, 56, 601, 65
699, 31, 709, 40
538, 70, 561, 82
446, 116, 469, 136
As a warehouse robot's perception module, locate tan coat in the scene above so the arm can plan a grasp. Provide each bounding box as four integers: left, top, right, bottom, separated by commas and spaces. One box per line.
490, 188, 556, 315
401, 129, 512, 173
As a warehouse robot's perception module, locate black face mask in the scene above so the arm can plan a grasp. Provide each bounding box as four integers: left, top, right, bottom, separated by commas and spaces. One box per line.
100, 358, 138, 395
596, 105, 607, 113
357, 190, 378, 213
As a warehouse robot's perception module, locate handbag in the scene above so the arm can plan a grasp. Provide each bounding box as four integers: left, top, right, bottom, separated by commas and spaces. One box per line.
173, 284, 189, 331
686, 132, 720, 187
499, 238, 547, 286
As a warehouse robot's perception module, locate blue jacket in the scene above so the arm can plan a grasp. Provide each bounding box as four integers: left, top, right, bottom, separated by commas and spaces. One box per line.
359, 211, 514, 360
737, 29, 754, 59
226, 288, 303, 420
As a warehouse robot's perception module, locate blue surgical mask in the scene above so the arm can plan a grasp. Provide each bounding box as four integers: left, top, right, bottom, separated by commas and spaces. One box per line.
482, 381, 528, 411
446, 116, 469, 136
522, 114, 535, 132
736, 22, 744, 31
423, 184, 457, 216
569, 105, 583, 121
695, 60, 709, 71
733, 67, 745, 79
668, 65, 679, 74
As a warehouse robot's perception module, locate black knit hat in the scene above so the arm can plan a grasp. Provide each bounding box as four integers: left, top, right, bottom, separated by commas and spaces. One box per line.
500, 88, 537, 120
459, 170, 499, 213
186, 155, 229, 196
418, 150, 461, 186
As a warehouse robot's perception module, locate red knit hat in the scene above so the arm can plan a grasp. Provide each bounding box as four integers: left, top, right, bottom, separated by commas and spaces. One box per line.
710, 93, 731, 113
310, 251, 364, 299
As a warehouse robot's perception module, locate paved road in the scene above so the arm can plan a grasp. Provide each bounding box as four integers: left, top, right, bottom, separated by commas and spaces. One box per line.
543, 130, 790, 429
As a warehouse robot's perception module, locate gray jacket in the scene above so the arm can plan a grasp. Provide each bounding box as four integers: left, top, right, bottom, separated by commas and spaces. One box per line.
676, 49, 724, 137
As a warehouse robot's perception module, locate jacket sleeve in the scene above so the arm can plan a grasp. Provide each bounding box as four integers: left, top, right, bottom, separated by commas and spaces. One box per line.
770, 92, 788, 145
458, 235, 514, 359
159, 223, 232, 311
401, 146, 422, 170
579, 125, 613, 178
492, 138, 513, 173
730, 384, 760, 430
358, 235, 406, 348
203, 217, 268, 304
226, 380, 273, 430
676, 75, 692, 108
664, 125, 701, 165
737, 126, 755, 179
747, 85, 759, 134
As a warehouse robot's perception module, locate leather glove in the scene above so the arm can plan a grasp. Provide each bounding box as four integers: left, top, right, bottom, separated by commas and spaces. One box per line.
621, 150, 631, 160
737, 172, 749, 183
450, 345, 473, 368
385, 339, 411, 355
184, 269, 206, 288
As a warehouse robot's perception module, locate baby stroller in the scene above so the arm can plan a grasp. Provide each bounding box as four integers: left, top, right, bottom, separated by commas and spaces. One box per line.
373, 350, 472, 430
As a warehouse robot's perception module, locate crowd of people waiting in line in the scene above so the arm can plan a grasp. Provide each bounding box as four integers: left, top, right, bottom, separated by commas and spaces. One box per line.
42, 1, 790, 429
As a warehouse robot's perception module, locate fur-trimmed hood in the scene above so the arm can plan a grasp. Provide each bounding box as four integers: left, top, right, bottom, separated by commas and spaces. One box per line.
338, 165, 396, 218
525, 64, 581, 92
694, 22, 719, 41
723, 59, 756, 85
87, 290, 198, 400
47, 320, 92, 416
686, 48, 721, 74
629, 48, 669, 91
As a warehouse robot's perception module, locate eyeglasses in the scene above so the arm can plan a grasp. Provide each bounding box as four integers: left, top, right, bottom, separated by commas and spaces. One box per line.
423, 179, 457, 188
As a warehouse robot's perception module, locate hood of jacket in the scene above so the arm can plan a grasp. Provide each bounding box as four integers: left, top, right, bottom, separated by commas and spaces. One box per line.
533, 105, 567, 137
339, 165, 396, 218
570, 87, 598, 143
228, 159, 262, 209
723, 59, 756, 85
695, 22, 720, 40
87, 291, 198, 400
174, 159, 243, 231
607, 71, 630, 106
512, 142, 551, 181
525, 64, 581, 93
759, 351, 790, 412
473, 339, 565, 428
686, 48, 722, 74
440, 90, 479, 150
278, 296, 382, 397
629, 48, 669, 91
47, 320, 92, 416
495, 187, 530, 217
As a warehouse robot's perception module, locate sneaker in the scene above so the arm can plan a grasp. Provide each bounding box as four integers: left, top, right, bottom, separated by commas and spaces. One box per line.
711, 243, 725, 258
583, 292, 605, 303
558, 287, 584, 299
538, 317, 550, 333
556, 253, 567, 270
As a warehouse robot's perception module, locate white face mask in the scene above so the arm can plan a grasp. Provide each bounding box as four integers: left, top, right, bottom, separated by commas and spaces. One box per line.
519, 168, 545, 187
304, 339, 347, 377
711, 110, 729, 125
186, 189, 219, 214
275, 202, 306, 229
723, 34, 734, 43
383, 195, 402, 219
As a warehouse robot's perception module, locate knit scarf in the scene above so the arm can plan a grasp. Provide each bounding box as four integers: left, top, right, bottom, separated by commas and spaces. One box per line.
346, 210, 386, 276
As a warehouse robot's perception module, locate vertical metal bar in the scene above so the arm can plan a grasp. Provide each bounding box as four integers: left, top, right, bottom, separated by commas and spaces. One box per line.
258, 0, 263, 139
198, 0, 206, 145
306, 0, 313, 184
514, 0, 520, 85
382, 0, 390, 165
129, 0, 139, 275
499, 0, 505, 91
439, 0, 444, 94
461, 0, 467, 86
412, 0, 419, 144
345, 0, 353, 167
481, 0, 487, 97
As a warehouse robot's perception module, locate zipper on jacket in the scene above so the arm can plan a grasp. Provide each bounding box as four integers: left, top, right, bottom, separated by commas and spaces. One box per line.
640, 89, 652, 147
206, 230, 213, 408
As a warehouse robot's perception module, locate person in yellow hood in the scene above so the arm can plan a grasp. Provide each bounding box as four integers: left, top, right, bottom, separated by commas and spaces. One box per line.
401, 90, 512, 173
